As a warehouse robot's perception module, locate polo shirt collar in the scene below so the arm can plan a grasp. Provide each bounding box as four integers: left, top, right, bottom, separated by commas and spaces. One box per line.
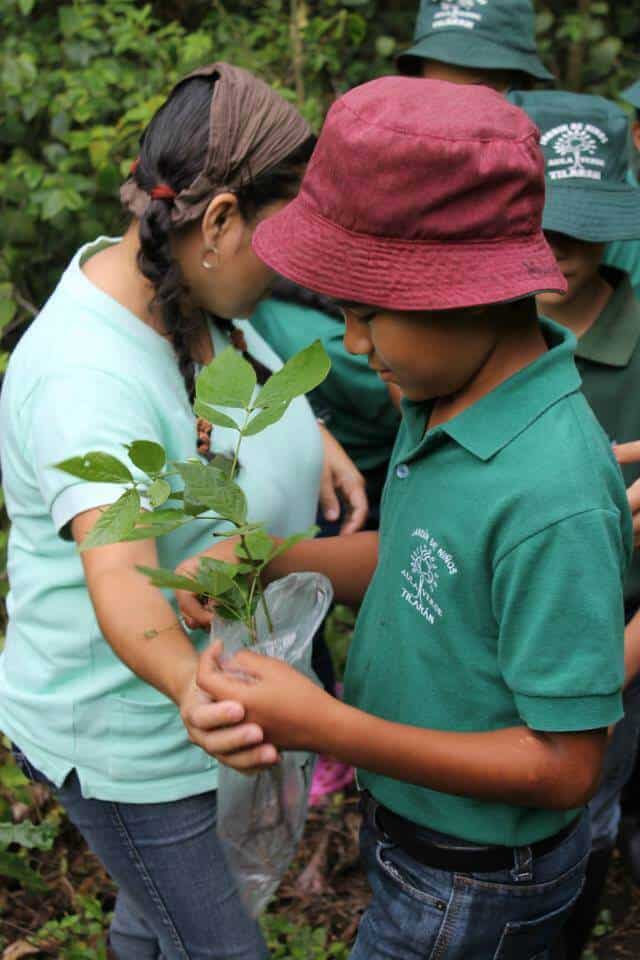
575, 269, 640, 369
402, 319, 580, 463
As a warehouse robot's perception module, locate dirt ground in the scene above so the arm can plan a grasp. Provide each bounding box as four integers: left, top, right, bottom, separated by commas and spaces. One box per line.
1, 773, 640, 958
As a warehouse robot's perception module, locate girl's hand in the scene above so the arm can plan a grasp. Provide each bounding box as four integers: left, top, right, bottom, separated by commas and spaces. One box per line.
179, 664, 279, 773
175, 536, 241, 630
614, 442, 640, 549
197, 641, 335, 752
318, 424, 368, 535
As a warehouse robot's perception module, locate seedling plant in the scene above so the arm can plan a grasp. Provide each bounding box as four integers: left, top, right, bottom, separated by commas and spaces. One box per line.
55, 340, 330, 644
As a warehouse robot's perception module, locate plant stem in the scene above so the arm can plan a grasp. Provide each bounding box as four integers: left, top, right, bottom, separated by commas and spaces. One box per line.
230, 411, 251, 478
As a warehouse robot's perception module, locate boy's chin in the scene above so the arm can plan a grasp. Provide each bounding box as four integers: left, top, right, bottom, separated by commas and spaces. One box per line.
537, 290, 570, 309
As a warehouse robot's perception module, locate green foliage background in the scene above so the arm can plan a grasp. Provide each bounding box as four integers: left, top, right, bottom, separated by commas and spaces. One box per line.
1, 0, 639, 361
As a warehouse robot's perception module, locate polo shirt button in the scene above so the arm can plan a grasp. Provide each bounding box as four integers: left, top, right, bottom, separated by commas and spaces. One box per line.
396, 464, 410, 479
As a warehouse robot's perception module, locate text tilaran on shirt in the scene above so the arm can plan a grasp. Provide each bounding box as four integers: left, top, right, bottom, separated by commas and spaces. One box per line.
401, 527, 459, 625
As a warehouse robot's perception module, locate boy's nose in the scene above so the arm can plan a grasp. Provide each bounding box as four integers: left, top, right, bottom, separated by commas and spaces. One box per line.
343, 315, 372, 356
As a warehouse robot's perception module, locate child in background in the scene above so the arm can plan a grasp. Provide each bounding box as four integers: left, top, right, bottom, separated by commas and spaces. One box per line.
397, 0, 552, 92
251, 281, 400, 535
604, 79, 640, 296
186, 78, 632, 959
510, 88, 640, 960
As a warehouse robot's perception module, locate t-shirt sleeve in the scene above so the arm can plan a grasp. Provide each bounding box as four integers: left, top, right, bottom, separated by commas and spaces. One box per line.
492, 508, 626, 732
25, 368, 162, 538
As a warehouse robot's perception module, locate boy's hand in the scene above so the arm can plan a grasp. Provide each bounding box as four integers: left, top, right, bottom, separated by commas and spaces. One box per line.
175, 537, 241, 630
318, 424, 368, 535
197, 641, 333, 752
614, 442, 640, 548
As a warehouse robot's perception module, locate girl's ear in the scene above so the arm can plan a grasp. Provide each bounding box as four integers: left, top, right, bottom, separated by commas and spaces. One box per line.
632, 120, 640, 155
201, 192, 240, 248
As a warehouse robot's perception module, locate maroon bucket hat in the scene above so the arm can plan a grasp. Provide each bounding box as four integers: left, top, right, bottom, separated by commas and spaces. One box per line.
253, 77, 566, 310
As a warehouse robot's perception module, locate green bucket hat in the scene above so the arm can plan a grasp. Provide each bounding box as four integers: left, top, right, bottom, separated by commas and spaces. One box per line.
509, 90, 640, 243
622, 80, 640, 111
397, 0, 553, 82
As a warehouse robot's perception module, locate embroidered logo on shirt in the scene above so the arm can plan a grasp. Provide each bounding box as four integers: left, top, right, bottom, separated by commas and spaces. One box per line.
432, 0, 489, 31
542, 123, 608, 181
401, 528, 458, 624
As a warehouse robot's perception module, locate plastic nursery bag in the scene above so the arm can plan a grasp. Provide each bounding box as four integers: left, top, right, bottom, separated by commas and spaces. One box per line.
214, 572, 334, 917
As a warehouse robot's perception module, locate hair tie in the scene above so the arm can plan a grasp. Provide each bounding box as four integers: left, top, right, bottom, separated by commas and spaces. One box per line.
130, 157, 140, 175
150, 183, 177, 201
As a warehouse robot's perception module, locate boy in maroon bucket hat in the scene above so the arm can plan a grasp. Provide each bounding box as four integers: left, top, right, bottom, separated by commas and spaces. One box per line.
192, 79, 632, 958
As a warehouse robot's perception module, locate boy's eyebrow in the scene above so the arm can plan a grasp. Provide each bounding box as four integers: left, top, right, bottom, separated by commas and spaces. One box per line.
334, 300, 378, 316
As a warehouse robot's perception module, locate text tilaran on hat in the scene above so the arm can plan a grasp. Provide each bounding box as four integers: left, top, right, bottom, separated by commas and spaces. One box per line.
433, 0, 489, 31
541, 122, 609, 181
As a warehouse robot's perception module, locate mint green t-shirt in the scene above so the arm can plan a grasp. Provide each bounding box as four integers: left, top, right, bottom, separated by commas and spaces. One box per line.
0, 238, 323, 802
251, 298, 400, 473
345, 320, 631, 846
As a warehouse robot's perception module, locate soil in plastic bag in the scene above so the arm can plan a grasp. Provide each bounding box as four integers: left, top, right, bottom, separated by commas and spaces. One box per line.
213, 572, 334, 916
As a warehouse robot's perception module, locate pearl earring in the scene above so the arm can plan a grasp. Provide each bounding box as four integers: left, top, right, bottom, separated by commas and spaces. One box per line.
201, 246, 219, 270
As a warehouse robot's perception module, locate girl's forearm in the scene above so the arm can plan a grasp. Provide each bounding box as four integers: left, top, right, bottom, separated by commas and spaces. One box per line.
305, 696, 606, 810
88, 566, 197, 705
264, 531, 378, 607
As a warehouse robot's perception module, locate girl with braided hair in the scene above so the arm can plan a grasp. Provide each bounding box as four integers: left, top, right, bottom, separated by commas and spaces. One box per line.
0, 63, 324, 959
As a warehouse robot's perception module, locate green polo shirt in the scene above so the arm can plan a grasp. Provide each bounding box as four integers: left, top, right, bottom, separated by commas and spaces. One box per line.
251, 298, 400, 474
574, 268, 640, 614
344, 319, 631, 846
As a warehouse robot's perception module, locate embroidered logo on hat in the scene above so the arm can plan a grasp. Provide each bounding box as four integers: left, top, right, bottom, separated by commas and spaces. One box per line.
433, 0, 489, 31
541, 122, 608, 182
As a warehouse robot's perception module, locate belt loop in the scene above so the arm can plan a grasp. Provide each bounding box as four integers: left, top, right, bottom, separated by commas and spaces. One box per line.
511, 844, 534, 883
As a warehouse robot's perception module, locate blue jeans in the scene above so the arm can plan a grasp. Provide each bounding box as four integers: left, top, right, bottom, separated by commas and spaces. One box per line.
589, 672, 640, 849
12, 747, 268, 960
351, 801, 590, 960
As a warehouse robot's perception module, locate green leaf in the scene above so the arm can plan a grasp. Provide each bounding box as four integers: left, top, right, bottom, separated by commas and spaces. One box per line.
148, 478, 171, 508
268, 525, 318, 561
126, 440, 166, 474
193, 400, 241, 431
0, 820, 57, 851
195, 346, 257, 410
255, 341, 330, 410
136, 565, 208, 594
243, 402, 290, 437
0, 850, 48, 891
237, 529, 274, 562
176, 461, 247, 524
376, 35, 396, 57
55, 452, 133, 484
195, 564, 237, 597
0, 297, 16, 331
18, 0, 36, 15
79, 490, 141, 551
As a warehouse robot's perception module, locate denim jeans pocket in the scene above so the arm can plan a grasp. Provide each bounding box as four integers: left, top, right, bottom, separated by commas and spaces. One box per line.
375, 841, 449, 911
492, 878, 584, 960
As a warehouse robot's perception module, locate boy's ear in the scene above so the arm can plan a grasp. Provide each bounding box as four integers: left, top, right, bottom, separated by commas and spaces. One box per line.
200, 192, 240, 247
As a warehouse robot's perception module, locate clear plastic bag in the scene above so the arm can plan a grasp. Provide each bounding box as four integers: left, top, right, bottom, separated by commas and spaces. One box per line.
213, 572, 334, 916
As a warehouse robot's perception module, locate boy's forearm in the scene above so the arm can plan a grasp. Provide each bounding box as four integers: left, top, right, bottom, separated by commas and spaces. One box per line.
264, 531, 379, 607
624, 609, 640, 688
306, 696, 606, 811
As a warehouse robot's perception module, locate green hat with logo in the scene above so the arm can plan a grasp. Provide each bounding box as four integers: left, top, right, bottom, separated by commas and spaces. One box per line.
622, 80, 640, 111
509, 90, 640, 242
397, 0, 553, 82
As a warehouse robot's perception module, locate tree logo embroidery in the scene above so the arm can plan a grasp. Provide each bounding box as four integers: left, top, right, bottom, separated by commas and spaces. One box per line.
410, 544, 439, 600
401, 528, 458, 625
433, 0, 489, 31
541, 122, 608, 181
